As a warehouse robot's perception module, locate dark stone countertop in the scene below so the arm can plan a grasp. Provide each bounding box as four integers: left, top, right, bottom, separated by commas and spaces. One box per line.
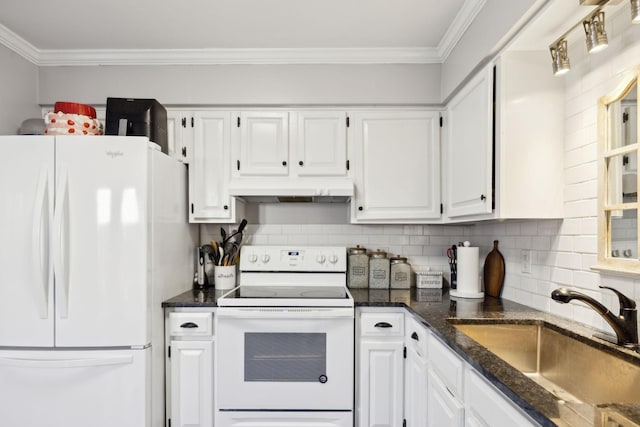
163, 286, 640, 427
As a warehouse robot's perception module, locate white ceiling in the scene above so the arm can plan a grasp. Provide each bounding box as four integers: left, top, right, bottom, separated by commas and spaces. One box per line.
0, 0, 485, 66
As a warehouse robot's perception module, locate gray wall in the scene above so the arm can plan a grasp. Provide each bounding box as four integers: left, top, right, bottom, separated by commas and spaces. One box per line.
441, 0, 540, 101
38, 63, 441, 107
0, 45, 40, 134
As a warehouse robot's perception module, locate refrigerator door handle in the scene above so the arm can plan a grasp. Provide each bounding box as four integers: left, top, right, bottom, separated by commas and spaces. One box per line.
0, 354, 134, 368
31, 169, 50, 319
53, 166, 70, 319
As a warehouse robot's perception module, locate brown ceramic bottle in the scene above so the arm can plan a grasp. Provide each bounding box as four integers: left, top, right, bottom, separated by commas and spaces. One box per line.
483, 240, 505, 297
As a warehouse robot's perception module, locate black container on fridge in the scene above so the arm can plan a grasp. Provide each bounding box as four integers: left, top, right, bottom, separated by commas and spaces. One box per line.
105, 98, 168, 154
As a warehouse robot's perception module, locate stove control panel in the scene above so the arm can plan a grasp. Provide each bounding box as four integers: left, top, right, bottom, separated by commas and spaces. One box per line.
240, 246, 347, 272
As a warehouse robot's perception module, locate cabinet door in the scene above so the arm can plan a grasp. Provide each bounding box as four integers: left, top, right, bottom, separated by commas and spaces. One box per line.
465, 367, 538, 427
293, 111, 347, 177
444, 65, 493, 218
358, 340, 404, 427
350, 111, 441, 222
234, 111, 289, 177
404, 345, 428, 427
427, 371, 464, 427
189, 111, 235, 222
167, 110, 194, 163
170, 340, 214, 427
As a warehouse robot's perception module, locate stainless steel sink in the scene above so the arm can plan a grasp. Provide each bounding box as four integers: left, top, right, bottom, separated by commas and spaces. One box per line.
451, 321, 640, 405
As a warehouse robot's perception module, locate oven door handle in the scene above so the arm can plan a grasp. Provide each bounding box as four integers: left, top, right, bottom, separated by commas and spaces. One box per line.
216, 307, 354, 319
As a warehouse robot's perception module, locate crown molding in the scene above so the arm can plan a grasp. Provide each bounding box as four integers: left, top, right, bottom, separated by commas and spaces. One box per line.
437, 0, 487, 61
35, 47, 441, 66
0, 0, 485, 66
0, 23, 40, 64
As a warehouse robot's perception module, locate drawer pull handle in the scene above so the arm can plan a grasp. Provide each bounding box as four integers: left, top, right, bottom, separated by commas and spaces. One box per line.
374, 322, 393, 328
411, 331, 419, 341
180, 322, 199, 329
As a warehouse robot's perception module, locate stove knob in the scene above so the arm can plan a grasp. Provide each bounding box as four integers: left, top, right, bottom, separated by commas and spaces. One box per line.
248, 254, 258, 263
328, 255, 339, 264
316, 255, 326, 264
261, 254, 271, 263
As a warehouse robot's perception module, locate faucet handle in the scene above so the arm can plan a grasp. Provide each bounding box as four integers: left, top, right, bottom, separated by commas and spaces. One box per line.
599, 286, 637, 312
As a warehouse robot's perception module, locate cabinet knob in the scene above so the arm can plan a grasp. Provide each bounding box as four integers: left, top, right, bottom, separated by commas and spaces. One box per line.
411, 331, 419, 341
358, 206, 363, 211
480, 194, 486, 201
299, 161, 304, 166
224, 205, 229, 210
282, 161, 287, 166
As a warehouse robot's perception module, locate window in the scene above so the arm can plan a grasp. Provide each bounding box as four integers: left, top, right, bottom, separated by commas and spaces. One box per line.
596, 71, 640, 274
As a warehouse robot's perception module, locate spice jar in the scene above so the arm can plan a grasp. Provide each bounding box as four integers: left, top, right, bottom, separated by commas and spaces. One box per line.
369, 250, 390, 289
390, 255, 411, 289
347, 245, 369, 288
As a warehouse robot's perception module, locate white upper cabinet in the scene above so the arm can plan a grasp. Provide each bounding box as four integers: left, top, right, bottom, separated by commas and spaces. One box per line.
443, 51, 564, 222
294, 111, 348, 177
189, 111, 243, 223
167, 110, 194, 163
349, 110, 441, 223
233, 111, 290, 177
229, 110, 352, 198
494, 51, 564, 219
444, 66, 493, 219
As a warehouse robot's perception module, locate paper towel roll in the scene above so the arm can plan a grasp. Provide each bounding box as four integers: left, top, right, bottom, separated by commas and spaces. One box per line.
450, 246, 483, 298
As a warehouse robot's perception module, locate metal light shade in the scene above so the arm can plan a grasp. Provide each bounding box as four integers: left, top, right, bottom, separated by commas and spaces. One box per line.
550, 40, 570, 76
632, 0, 640, 23
584, 11, 608, 53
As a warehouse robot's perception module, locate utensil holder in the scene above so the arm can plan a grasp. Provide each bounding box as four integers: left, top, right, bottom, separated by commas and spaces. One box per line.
214, 265, 236, 290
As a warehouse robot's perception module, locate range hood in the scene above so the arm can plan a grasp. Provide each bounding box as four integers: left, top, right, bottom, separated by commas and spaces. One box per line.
228, 179, 354, 203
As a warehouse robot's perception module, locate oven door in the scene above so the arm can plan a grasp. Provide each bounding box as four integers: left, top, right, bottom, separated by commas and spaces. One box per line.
216, 307, 354, 411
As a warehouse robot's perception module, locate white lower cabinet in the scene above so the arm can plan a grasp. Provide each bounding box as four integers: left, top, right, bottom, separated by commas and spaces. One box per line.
356, 309, 541, 427
427, 371, 465, 427
166, 310, 214, 427
427, 333, 465, 427
357, 309, 405, 427
404, 317, 428, 427
465, 366, 537, 427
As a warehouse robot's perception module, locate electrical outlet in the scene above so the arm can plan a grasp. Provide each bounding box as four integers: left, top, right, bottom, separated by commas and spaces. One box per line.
521, 250, 532, 274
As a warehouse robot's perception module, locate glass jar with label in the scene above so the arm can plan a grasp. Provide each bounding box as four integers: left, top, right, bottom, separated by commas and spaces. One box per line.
369, 250, 390, 289
347, 246, 369, 288
390, 255, 411, 289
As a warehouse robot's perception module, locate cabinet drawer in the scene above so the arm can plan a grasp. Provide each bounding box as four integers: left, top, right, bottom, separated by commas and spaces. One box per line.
405, 315, 428, 357
360, 312, 405, 337
168, 312, 213, 337
428, 334, 464, 398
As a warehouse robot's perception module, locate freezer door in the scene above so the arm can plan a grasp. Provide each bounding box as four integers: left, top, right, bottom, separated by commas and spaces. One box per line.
0, 136, 55, 346
54, 136, 150, 347
0, 348, 150, 427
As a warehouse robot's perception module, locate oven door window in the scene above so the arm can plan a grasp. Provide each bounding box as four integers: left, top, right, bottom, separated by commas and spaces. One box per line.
244, 333, 326, 382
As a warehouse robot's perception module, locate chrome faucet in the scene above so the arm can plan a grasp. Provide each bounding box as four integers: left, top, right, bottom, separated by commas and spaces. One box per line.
551, 286, 638, 348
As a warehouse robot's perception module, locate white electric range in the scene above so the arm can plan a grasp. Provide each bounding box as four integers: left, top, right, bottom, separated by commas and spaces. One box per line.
216, 246, 354, 427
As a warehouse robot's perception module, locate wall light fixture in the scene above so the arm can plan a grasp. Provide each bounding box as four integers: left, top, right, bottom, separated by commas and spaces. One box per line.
631, 0, 640, 23
549, 39, 571, 76
584, 11, 609, 53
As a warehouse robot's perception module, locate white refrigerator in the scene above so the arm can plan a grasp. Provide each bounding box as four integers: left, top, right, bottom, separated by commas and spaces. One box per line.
0, 135, 197, 427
